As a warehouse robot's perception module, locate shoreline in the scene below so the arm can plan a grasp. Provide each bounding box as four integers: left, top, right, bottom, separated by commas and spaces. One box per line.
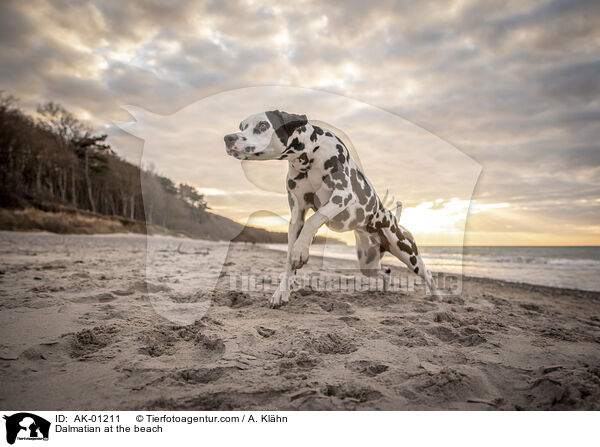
2, 228, 599, 297
259, 242, 600, 297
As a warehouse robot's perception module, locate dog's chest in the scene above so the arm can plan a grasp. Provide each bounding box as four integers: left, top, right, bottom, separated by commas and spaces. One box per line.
289, 167, 320, 191
289, 155, 310, 173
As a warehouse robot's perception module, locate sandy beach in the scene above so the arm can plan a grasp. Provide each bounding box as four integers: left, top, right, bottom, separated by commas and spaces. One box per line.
1, 231, 599, 410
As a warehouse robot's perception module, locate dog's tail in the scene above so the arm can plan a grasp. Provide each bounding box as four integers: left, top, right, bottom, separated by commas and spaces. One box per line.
395, 201, 403, 220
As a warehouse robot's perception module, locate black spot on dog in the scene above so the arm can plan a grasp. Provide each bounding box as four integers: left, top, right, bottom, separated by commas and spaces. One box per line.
344, 194, 353, 206
329, 208, 351, 230
350, 169, 371, 206
313, 145, 320, 152
394, 226, 404, 240
396, 228, 419, 256
295, 171, 308, 180
379, 230, 391, 253
324, 156, 340, 172
336, 144, 346, 164
288, 179, 296, 190
325, 131, 333, 137
410, 239, 419, 256
374, 215, 390, 231
355, 208, 364, 223
335, 136, 348, 148
330, 168, 348, 189
304, 192, 314, 207
397, 241, 413, 255
410, 255, 417, 266
414, 267, 419, 274
244, 146, 255, 153
266, 110, 307, 145
365, 196, 377, 213
331, 195, 343, 205
285, 137, 305, 153
357, 171, 371, 193
298, 153, 309, 165
310, 126, 324, 142
322, 175, 335, 189
304, 192, 321, 210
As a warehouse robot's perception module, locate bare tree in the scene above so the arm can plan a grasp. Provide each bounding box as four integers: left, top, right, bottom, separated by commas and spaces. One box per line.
72, 134, 110, 213
0, 95, 227, 238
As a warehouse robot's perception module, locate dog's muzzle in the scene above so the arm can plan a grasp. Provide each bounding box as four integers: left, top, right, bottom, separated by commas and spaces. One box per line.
224, 134, 238, 149
224, 134, 243, 159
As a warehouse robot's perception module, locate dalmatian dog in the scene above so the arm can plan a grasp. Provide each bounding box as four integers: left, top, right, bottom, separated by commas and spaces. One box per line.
224, 110, 440, 308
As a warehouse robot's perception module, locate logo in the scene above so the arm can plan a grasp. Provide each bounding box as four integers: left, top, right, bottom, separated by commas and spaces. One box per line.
116, 86, 480, 324
3, 413, 50, 444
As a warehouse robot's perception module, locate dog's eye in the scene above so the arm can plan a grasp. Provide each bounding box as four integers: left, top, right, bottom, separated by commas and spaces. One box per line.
253, 121, 270, 134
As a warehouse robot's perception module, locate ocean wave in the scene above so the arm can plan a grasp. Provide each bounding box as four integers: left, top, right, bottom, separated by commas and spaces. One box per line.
265, 243, 600, 268
423, 254, 600, 267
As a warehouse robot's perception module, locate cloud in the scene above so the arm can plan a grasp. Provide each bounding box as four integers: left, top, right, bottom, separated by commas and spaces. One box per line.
0, 0, 598, 244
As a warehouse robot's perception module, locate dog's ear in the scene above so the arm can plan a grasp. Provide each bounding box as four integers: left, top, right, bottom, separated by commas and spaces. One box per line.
265, 110, 307, 145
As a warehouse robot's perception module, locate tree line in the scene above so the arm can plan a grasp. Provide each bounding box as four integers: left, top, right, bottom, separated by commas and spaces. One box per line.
0, 91, 209, 231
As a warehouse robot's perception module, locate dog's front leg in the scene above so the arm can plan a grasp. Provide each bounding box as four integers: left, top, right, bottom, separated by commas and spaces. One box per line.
291, 193, 356, 270
270, 202, 305, 308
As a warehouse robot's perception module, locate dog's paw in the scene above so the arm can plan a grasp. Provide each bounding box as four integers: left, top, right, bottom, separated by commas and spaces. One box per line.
290, 242, 309, 270
270, 284, 291, 309
429, 287, 443, 302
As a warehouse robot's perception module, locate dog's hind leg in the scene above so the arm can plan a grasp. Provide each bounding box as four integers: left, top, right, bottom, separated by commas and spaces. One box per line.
381, 219, 441, 299
355, 230, 390, 291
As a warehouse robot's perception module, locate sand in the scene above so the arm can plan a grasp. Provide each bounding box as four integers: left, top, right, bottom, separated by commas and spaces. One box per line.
1, 231, 599, 410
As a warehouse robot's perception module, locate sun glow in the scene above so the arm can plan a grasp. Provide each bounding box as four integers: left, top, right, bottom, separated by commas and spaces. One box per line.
242, 199, 512, 247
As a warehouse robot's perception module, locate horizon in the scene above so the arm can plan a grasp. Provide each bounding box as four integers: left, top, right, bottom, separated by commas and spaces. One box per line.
1, 0, 598, 246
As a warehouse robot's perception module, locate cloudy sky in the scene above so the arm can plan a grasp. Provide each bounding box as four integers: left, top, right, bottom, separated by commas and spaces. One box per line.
1, 0, 598, 245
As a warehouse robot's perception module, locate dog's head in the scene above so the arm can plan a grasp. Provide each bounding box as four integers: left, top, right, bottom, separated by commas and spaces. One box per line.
224, 110, 307, 160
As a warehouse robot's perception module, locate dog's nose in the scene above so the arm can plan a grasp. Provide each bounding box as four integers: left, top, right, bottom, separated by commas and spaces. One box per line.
224, 134, 238, 147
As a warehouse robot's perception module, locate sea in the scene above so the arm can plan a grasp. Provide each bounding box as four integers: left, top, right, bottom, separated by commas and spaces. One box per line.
264, 244, 600, 292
